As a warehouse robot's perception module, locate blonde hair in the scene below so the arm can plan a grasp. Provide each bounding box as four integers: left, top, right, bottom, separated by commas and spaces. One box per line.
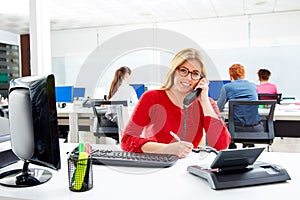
108, 66, 131, 100
229, 64, 245, 80
161, 48, 206, 89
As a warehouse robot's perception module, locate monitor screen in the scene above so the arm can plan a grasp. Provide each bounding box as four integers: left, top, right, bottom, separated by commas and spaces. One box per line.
130, 84, 145, 99
0, 74, 61, 187
208, 80, 231, 100
73, 87, 85, 98
55, 85, 73, 103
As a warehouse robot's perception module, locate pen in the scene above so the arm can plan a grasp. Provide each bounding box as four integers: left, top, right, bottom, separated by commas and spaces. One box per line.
84, 143, 91, 157
78, 142, 85, 153
169, 131, 181, 142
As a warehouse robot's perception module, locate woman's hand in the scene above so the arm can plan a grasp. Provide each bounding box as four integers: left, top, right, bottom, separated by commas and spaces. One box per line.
195, 77, 209, 102
158, 141, 193, 158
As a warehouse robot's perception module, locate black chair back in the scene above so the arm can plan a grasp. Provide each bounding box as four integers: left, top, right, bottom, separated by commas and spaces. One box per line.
91, 100, 127, 142
258, 93, 282, 104
228, 100, 276, 150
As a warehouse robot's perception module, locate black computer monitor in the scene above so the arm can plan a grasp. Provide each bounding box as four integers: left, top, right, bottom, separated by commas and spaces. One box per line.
0, 74, 61, 187
130, 84, 145, 99
208, 80, 231, 100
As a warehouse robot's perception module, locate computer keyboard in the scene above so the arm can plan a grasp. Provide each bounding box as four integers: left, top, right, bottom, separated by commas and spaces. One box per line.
91, 149, 179, 168
0, 149, 19, 169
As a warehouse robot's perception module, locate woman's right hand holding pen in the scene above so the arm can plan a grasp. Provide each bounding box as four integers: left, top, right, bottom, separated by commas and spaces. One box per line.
167, 131, 193, 158
141, 141, 193, 158
161, 141, 193, 158
141, 131, 193, 158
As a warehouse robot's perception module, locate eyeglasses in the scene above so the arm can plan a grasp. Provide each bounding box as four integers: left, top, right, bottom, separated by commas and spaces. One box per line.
177, 66, 203, 80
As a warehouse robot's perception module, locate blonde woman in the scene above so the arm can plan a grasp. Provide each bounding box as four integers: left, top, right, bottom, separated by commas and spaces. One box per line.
121, 48, 231, 158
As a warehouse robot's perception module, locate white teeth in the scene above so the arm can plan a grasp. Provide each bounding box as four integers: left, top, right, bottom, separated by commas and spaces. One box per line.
182, 82, 190, 86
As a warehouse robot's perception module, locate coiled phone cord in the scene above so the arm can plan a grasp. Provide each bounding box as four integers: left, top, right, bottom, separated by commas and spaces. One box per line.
182, 105, 188, 141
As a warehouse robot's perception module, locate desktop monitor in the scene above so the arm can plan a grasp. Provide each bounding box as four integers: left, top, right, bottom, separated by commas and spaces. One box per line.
208, 80, 231, 100
0, 74, 61, 187
130, 84, 145, 99
73, 87, 85, 99
55, 85, 73, 103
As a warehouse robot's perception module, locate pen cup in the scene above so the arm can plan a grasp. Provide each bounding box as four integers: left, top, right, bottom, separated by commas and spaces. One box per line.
68, 154, 93, 192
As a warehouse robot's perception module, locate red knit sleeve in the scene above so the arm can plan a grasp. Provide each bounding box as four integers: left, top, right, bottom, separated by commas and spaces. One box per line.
203, 99, 231, 150
121, 90, 159, 152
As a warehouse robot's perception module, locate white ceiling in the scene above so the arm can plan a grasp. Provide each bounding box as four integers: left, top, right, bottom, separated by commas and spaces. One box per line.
0, 0, 300, 35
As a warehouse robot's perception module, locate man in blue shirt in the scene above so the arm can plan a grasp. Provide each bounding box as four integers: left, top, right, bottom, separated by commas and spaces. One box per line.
217, 64, 263, 148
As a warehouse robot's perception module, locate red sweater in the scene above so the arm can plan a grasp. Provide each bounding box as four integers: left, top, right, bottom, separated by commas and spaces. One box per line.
121, 90, 231, 152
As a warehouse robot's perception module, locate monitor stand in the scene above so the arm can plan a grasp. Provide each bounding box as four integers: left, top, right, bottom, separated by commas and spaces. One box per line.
187, 161, 291, 190
0, 160, 52, 187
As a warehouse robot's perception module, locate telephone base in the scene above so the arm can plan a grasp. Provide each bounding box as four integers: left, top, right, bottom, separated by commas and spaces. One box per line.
187, 161, 291, 190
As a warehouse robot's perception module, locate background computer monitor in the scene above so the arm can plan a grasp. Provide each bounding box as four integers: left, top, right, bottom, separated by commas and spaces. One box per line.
55, 85, 73, 103
208, 80, 231, 100
0, 74, 61, 187
73, 87, 85, 99
130, 84, 145, 99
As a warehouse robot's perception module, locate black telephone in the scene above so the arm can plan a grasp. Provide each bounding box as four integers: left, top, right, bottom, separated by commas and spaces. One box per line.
183, 75, 205, 106
183, 88, 202, 106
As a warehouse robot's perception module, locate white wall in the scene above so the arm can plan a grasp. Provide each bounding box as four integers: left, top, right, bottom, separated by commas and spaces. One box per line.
0, 30, 20, 45
51, 11, 300, 99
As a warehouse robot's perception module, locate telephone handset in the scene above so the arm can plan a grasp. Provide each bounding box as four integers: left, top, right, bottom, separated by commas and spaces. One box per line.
183, 75, 205, 106
183, 88, 202, 106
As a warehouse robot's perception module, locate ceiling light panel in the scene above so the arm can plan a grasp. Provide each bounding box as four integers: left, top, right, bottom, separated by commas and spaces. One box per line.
210, 0, 244, 16
244, 0, 276, 14
274, 0, 300, 11
176, 0, 217, 19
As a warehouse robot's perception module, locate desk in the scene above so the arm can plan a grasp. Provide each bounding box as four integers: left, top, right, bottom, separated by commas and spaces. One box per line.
273, 109, 300, 137
0, 143, 299, 200
56, 104, 134, 144
57, 104, 94, 143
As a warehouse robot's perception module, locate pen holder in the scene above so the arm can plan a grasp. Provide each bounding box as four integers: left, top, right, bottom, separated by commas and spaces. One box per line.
68, 154, 93, 192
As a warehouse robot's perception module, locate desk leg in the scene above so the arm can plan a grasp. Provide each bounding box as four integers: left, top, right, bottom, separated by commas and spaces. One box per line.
68, 112, 79, 143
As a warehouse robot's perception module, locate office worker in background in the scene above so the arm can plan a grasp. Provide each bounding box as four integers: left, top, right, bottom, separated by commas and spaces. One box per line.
121, 48, 231, 158
257, 68, 278, 94
105, 66, 138, 122
217, 64, 264, 148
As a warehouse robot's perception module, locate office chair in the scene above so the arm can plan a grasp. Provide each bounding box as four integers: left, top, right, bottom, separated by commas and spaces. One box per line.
0, 105, 9, 118
91, 100, 127, 143
258, 93, 282, 104
227, 100, 277, 151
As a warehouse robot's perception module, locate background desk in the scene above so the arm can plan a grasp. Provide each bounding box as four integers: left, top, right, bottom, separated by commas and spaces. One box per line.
273, 109, 300, 137
57, 105, 94, 143
0, 143, 299, 200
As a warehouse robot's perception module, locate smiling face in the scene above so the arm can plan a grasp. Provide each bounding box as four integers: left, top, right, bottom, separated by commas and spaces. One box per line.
172, 59, 202, 95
